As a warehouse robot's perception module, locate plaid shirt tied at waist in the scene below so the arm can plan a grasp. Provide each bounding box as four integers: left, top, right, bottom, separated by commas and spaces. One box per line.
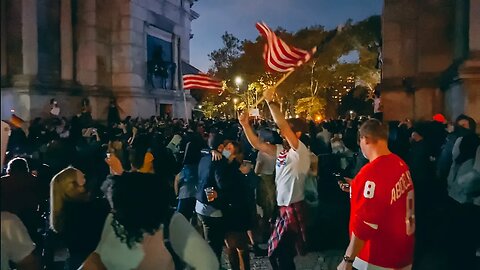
268, 200, 307, 257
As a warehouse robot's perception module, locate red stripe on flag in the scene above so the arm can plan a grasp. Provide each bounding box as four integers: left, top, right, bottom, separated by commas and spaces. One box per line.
256, 22, 316, 73
183, 74, 223, 91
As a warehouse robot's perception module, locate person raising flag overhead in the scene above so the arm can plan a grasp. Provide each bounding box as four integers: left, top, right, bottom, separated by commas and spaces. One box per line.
183, 73, 224, 92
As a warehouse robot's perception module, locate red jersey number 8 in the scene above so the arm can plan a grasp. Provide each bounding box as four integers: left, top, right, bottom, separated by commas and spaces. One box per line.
405, 190, 415, 235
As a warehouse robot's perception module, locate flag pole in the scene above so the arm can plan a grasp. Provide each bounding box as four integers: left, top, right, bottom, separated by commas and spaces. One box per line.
253, 69, 294, 107
183, 89, 188, 121
179, 61, 189, 121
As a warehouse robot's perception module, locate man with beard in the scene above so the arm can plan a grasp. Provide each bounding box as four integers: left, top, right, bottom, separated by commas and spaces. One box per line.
239, 87, 310, 270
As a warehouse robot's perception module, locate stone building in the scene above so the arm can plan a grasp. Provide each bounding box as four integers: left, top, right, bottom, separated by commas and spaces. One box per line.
1, 0, 200, 121
382, 0, 479, 126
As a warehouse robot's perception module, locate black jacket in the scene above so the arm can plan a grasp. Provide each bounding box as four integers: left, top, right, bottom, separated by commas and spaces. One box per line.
196, 149, 229, 210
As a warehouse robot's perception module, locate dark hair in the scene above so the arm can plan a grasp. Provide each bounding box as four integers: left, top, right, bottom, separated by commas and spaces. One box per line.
128, 147, 147, 170
107, 172, 170, 248
182, 141, 201, 165
359, 119, 388, 141
208, 132, 224, 150
456, 133, 480, 165
7, 157, 30, 175
455, 114, 477, 132
411, 121, 430, 138
286, 118, 308, 134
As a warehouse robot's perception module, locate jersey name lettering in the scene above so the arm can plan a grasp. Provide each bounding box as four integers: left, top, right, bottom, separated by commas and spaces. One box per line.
390, 171, 413, 205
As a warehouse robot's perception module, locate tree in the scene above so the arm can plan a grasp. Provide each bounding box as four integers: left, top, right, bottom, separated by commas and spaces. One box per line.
200, 16, 381, 119
294, 96, 326, 119
337, 86, 373, 117
208, 32, 243, 78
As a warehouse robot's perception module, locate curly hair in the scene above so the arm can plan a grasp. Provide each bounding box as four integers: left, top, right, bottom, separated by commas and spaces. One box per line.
106, 172, 170, 248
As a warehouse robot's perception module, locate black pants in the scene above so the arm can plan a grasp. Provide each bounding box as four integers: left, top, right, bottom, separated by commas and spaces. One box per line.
269, 232, 296, 270
177, 197, 196, 221
197, 214, 225, 262
448, 202, 480, 269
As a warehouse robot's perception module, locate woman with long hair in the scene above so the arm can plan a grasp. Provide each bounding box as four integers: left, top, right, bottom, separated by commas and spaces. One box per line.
82, 172, 218, 270
50, 166, 109, 270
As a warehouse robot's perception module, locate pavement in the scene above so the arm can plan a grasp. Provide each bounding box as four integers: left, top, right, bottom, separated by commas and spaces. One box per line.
222, 249, 344, 270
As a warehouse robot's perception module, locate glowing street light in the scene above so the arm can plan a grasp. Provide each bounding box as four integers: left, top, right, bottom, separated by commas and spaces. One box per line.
233, 98, 239, 119
234, 76, 243, 87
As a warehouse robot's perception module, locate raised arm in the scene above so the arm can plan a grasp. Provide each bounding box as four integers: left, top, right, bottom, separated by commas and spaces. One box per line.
263, 88, 299, 150
239, 112, 276, 157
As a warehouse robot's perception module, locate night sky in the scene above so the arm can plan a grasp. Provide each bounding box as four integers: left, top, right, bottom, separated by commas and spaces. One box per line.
190, 0, 383, 72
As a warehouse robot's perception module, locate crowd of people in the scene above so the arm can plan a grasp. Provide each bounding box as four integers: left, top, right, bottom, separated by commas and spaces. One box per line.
1, 89, 479, 270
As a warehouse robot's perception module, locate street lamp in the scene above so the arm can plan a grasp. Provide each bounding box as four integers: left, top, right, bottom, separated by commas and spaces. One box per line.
235, 76, 249, 108
234, 76, 243, 87
233, 98, 239, 119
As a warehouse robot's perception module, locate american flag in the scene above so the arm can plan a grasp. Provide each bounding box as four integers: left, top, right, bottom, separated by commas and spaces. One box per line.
256, 22, 317, 73
183, 74, 223, 92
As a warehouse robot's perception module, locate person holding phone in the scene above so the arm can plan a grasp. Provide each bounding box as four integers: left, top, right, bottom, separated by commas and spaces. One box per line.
337, 119, 415, 270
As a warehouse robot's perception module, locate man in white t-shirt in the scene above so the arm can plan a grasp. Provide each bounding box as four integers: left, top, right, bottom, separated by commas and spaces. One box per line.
239, 87, 310, 270
1, 212, 40, 270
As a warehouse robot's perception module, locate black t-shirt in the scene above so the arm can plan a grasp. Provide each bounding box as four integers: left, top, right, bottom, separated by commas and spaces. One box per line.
62, 198, 110, 254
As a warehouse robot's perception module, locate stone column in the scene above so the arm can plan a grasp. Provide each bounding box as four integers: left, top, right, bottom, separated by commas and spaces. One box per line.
459, 0, 480, 129
382, 89, 414, 121
22, 0, 38, 78
1, 0, 6, 80
414, 88, 444, 120
60, 0, 74, 82
76, 0, 97, 86
469, 0, 480, 52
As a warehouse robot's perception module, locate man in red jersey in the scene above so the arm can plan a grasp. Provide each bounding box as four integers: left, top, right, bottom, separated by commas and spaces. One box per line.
338, 119, 415, 270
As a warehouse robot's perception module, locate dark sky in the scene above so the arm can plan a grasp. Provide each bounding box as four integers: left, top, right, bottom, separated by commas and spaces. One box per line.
190, 0, 383, 72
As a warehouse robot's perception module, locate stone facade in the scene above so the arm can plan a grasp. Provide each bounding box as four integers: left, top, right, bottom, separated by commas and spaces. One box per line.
1, 0, 200, 121
382, 0, 480, 127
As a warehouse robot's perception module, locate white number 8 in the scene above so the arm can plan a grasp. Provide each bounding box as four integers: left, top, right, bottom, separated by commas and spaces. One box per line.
363, 181, 375, 199
405, 190, 415, 235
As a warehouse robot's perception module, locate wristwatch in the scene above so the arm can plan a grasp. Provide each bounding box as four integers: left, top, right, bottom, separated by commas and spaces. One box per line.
343, 255, 355, 264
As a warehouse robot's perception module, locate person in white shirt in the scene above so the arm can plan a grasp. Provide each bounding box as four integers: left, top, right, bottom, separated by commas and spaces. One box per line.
1, 212, 41, 270
81, 172, 219, 270
239, 87, 310, 270
255, 131, 277, 223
